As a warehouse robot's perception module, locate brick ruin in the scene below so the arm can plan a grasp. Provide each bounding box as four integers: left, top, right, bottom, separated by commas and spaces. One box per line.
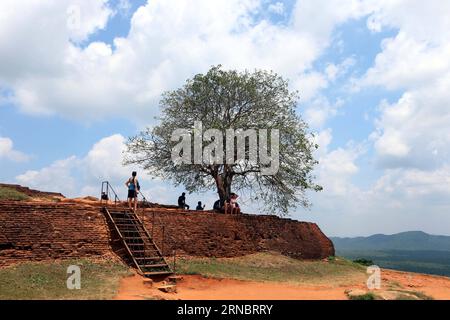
146, 210, 335, 259
0, 201, 111, 266
0, 197, 334, 267
0, 183, 64, 199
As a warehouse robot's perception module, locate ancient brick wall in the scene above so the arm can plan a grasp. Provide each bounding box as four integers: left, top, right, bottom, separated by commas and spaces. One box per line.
0, 201, 334, 267
144, 209, 335, 259
0, 201, 111, 266
0, 183, 65, 198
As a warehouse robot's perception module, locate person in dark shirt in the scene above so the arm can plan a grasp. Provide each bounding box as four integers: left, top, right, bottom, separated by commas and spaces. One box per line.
196, 201, 205, 210
178, 192, 190, 210
213, 199, 225, 213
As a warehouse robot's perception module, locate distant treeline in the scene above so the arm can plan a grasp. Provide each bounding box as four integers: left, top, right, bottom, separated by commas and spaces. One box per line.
336, 249, 450, 277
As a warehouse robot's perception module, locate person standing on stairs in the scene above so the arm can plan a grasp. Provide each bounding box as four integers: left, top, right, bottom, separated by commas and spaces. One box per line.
125, 171, 140, 211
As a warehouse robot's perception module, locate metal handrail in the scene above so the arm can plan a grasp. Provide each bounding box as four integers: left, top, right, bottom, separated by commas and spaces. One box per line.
100, 181, 175, 274
137, 190, 149, 225
137, 190, 168, 256
100, 181, 121, 206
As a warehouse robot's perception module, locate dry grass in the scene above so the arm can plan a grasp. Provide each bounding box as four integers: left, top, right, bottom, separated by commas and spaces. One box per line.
177, 252, 367, 286
0, 258, 132, 300
0, 186, 29, 201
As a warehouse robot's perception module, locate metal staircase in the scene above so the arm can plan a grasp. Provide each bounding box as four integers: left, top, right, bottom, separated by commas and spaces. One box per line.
101, 182, 173, 277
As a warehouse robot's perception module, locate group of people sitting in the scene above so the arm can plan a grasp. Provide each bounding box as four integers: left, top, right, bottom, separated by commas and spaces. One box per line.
178, 192, 241, 214
212, 193, 241, 214
124, 171, 241, 214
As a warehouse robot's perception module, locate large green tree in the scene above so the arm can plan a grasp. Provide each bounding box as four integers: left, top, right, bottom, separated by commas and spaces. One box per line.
124, 66, 321, 215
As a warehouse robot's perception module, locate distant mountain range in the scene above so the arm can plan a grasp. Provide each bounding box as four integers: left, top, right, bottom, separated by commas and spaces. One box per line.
331, 231, 450, 277
331, 231, 450, 252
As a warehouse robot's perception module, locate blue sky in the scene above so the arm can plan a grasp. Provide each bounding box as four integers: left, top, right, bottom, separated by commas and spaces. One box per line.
1, 0, 450, 237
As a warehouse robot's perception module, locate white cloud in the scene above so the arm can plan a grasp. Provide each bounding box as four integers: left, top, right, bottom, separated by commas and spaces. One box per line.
292, 0, 371, 44
316, 146, 361, 196
13, 133, 216, 207
0, 136, 29, 162
363, 33, 450, 91
301, 150, 450, 236
303, 97, 344, 129
83, 134, 130, 182
16, 156, 80, 194
15, 135, 128, 197
6, 0, 450, 237
268, 2, 284, 15
0, 0, 371, 122
14, 134, 171, 200
374, 166, 450, 200
325, 57, 356, 82
313, 128, 333, 156
359, 2, 450, 171
365, 0, 450, 44
116, 0, 132, 17
0, 0, 112, 82
310, 128, 363, 196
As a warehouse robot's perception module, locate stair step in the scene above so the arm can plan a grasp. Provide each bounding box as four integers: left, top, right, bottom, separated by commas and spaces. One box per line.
111, 214, 137, 218
143, 271, 174, 276
127, 242, 158, 253
130, 250, 160, 254
118, 229, 142, 233
132, 253, 160, 257
112, 218, 140, 223
111, 212, 135, 216
104, 206, 170, 277
125, 240, 156, 245
139, 263, 169, 268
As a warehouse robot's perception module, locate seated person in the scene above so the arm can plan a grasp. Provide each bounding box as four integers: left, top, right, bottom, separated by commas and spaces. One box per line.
213, 199, 225, 213
196, 201, 205, 210
177, 192, 190, 210
224, 193, 240, 214
229, 193, 241, 214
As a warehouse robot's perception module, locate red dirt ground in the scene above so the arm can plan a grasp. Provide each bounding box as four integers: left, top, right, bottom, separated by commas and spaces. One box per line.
115, 269, 450, 300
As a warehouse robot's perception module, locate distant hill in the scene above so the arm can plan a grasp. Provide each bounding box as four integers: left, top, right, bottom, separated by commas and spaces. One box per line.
331, 231, 450, 252
331, 231, 450, 277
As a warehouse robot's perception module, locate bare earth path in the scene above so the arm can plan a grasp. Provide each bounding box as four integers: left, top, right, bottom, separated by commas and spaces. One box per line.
115, 270, 450, 300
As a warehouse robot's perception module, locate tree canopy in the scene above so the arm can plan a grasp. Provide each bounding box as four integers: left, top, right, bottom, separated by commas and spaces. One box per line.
124, 65, 321, 215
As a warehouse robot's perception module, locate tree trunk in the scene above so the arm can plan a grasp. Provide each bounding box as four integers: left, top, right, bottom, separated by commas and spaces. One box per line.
214, 167, 233, 202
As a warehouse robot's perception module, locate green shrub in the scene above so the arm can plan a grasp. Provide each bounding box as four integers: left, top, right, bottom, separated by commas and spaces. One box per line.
348, 292, 377, 300
353, 258, 374, 266
0, 187, 29, 201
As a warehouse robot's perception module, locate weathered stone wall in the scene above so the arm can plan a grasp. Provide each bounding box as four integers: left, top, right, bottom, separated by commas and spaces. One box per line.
0, 201, 111, 266
0, 201, 334, 267
0, 183, 65, 198
144, 209, 335, 259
